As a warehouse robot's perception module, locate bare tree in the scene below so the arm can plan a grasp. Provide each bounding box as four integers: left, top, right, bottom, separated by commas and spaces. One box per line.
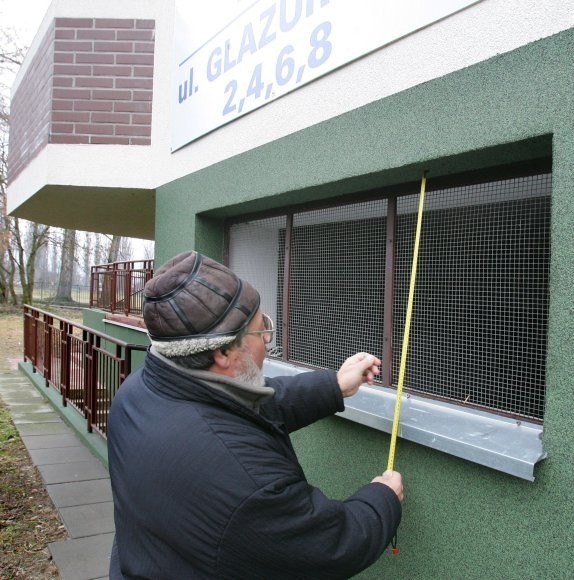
93, 233, 105, 265
107, 234, 123, 263
54, 228, 76, 303
0, 26, 50, 305
0, 29, 26, 81
0, 106, 13, 303
10, 219, 50, 304
121, 237, 133, 261
141, 240, 155, 261
82, 232, 93, 285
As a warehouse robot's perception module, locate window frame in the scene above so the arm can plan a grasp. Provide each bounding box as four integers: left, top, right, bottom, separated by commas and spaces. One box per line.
223, 161, 550, 480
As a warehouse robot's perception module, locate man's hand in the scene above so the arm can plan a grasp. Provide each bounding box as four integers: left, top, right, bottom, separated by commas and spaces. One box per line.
372, 470, 404, 502
336, 352, 381, 398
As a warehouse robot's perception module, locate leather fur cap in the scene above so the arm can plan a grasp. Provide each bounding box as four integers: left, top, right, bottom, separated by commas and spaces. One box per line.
143, 252, 260, 349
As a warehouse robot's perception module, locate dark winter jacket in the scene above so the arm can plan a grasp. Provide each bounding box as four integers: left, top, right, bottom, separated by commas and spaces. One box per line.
108, 350, 401, 579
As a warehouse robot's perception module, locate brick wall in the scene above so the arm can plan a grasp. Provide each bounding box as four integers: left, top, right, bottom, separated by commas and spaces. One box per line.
52, 18, 155, 145
8, 17, 155, 184
7, 23, 55, 183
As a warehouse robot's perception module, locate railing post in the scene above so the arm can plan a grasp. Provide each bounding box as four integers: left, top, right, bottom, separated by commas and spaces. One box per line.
124, 346, 131, 378
36, 313, 47, 381
32, 309, 39, 371
89, 269, 94, 307
61, 321, 71, 407
84, 331, 93, 431
23, 306, 30, 363
124, 268, 131, 316
44, 314, 53, 385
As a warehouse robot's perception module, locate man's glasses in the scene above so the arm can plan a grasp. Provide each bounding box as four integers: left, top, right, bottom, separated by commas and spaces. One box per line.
245, 313, 275, 345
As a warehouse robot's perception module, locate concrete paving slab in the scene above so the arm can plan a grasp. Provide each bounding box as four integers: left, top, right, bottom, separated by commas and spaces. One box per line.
29, 445, 97, 466
22, 433, 83, 450
11, 407, 62, 423
58, 501, 115, 538
47, 479, 113, 508
0, 376, 43, 384
0, 391, 45, 402
16, 420, 71, 436
1, 366, 116, 579
2, 396, 50, 407
0, 386, 45, 397
3, 400, 48, 410
8, 401, 55, 412
0, 377, 34, 385
38, 460, 110, 485
10, 408, 61, 423
49, 532, 114, 580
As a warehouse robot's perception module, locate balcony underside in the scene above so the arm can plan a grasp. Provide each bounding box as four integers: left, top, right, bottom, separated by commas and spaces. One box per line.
10, 184, 155, 239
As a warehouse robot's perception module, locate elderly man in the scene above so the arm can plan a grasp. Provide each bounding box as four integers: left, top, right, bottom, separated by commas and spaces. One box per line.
108, 251, 404, 579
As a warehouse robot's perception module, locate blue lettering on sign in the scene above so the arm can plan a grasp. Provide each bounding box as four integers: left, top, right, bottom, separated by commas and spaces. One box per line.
179, 66, 196, 103
308, 20, 331, 68
220, 19, 332, 116
259, 4, 277, 49
275, 44, 295, 86
224, 41, 237, 72
238, 23, 257, 63
279, 0, 302, 32
177, 0, 332, 123
223, 79, 238, 115
306, 0, 330, 17
207, 48, 222, 81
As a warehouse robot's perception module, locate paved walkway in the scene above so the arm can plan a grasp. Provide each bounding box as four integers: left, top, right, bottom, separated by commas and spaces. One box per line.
0, 363, 114, 580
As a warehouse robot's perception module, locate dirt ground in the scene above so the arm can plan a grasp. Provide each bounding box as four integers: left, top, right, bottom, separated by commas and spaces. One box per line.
0, 307, 83, 579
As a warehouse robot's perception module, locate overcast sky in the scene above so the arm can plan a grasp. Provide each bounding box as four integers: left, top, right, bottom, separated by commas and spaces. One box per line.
0, 0, 52, 93
0, 0, 52, 45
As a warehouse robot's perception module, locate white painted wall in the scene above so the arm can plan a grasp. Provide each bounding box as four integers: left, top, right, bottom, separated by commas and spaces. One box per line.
8, 0, 574, 214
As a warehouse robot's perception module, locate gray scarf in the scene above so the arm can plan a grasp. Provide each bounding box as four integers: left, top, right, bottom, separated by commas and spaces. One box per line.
150, 347, 275, 412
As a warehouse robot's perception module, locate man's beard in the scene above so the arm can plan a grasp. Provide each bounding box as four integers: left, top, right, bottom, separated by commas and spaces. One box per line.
234, 345, 265, 388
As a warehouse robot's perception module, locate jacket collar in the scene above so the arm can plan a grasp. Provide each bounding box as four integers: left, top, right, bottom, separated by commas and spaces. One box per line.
149, 347, 275, 412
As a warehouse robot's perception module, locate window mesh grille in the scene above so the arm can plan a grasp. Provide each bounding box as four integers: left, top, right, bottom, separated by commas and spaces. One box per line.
393, 174, 551, 420
227, 172, 551, 421
288, 201, 388, 370
228, 216, 286, 356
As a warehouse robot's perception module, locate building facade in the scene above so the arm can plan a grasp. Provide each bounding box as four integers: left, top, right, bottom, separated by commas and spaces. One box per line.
8, 0, 574, 577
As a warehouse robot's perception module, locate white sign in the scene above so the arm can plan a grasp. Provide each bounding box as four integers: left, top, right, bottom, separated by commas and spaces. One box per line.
172, 0, 479, 150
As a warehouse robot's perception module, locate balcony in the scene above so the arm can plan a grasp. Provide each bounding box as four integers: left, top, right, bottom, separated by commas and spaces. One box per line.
7, 2, 163, 239
90, 259, 153, 328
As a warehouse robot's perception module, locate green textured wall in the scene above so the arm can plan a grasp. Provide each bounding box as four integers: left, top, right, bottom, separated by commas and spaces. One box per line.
155, 29, 574, 578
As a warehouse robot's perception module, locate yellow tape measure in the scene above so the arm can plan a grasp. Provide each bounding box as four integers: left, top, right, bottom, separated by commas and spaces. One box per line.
387, 171, 427, 471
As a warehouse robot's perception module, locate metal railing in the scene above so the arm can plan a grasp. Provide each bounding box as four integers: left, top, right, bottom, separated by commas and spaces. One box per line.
23, 305, 148, 438
90, 260, 154, 316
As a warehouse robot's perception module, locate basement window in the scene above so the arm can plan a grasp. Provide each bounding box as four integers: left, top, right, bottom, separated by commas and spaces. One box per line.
226, 171, 550, 480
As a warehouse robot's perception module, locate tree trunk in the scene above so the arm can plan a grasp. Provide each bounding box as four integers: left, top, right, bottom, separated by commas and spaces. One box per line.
0, 271, 7, 303
94, 234, 105, 266
10, 220, 50, 305
8, 264, 17, 304
107, 235, 122, 263
83, 232, 92, 286
55, 228, 76, 303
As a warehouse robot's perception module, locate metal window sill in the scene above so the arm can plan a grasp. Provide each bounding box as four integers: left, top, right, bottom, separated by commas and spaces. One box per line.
264, 359, 545, 481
